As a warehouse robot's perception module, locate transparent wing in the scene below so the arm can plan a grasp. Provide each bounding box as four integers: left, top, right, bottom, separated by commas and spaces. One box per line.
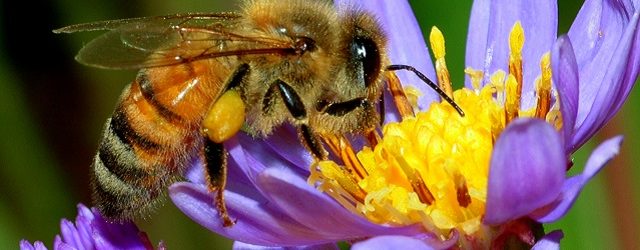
54, 13, 295, 69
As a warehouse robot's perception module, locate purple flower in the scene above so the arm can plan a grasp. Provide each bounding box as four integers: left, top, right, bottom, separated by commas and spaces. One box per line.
465, 0, 640, 154
20, 203, 160, 250
170, 0, 638, 249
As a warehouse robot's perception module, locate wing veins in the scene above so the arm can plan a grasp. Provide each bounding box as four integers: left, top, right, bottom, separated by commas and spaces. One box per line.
53, 13, 241, 33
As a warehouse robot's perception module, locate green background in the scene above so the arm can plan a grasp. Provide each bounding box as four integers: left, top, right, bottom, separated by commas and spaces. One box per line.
0, 0, 637, 249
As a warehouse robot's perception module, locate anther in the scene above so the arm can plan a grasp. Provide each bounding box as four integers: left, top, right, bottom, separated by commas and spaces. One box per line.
321, 134, 368, 181
315, 161, 367, 203
508, 22, 524, 113
454, 174, 471, 207
504, 74, 519, 123
429, 26, 453, 97
395, 155, 435, 205
384, 71, 415, 118
490, 70, 507, 102
535, 53, 552, 119
464, 67, 484, 92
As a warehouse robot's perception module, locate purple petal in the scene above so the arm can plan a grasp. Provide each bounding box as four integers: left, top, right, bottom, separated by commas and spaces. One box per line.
352, 231, 459, 250
484, 119, 565, 225
91, 211, 150, 250
531, 230, 563, 250
169, 182, 333, 247
75, 205, 96, 249
569, 2, 640, 149
53, 236, 73, 250
59, 219, 82, 249
465, 0, 490, 88
465, 0, 557, 96
256, 167, 424, 239
19, 240, 48, 250
336, 0, 438, 122
551, 36, 580, 153
21, 204, 152, 250
232, 241, 339, 250
225, 134, 299, 190
183, 133, 276, 187
532, 136, 623, 223
351, 236, 434, 250
261, 125, 314, 170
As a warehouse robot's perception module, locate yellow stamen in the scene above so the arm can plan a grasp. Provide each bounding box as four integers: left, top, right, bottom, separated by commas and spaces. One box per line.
535, 52, 552, 119
394, 151, 435, 205
546, 91, 563, 130
508, 22, 524, 113
504, 74, 520, 123
312, 88, 498, 237
315, 161, 367, 202
403, 86, 422, 111
430, 26, 454, 97
489, 70, 506, 102
321, 134, 368, 181
386, 71, 416, 117
464, 67, 484, 92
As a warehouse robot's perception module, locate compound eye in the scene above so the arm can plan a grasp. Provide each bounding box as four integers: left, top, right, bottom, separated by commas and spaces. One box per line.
350, 36, 381, 87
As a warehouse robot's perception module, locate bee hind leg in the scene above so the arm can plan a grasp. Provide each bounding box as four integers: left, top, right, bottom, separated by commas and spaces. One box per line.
202, 138, 235, 227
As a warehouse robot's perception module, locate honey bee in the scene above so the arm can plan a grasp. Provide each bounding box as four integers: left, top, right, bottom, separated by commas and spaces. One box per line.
55, 0, 462, 227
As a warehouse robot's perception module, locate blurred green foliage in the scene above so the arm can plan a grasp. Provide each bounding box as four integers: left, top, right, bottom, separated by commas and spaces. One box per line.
0, 0, 637, 249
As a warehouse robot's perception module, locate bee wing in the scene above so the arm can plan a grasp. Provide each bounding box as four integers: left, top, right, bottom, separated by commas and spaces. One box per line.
54, 13, 294, 69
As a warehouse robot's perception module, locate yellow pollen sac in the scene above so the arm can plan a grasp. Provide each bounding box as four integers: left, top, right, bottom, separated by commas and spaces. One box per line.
429, 26, 453, 97
202, 90, 246, 143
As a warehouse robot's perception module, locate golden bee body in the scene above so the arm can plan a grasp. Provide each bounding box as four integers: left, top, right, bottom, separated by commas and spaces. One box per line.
56, 0, 407, 226
92, 59, 231, 219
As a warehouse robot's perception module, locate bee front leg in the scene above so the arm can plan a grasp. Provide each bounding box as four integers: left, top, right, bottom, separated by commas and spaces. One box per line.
318, 98, 380, 147
202, 138, 235, 227
318, 97, 369, 116
271, 79, 327, 160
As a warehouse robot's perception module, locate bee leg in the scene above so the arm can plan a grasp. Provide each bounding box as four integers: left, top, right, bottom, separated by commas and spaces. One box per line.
202, 137, 235, 227
320, 97, 368, 117
318, 98, 380, 147
273, 79, 327, 160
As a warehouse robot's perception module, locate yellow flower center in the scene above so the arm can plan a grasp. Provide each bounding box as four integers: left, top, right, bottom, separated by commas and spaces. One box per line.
308, 22, 562, 242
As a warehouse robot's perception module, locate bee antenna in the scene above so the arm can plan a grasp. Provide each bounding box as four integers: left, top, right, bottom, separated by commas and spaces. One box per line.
386, 64, 464, 117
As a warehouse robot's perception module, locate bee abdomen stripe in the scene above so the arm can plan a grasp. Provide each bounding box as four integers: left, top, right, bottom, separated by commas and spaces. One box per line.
92, 155, 153, 219
110, 110, 162, 151
98, 119, 150, 184
92, 154, 145, 198
137, 73, 184, 123
92, 176, 131, 218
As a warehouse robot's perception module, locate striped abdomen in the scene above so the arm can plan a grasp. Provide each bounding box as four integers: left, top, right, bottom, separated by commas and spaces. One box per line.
92, 60, 230, 220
